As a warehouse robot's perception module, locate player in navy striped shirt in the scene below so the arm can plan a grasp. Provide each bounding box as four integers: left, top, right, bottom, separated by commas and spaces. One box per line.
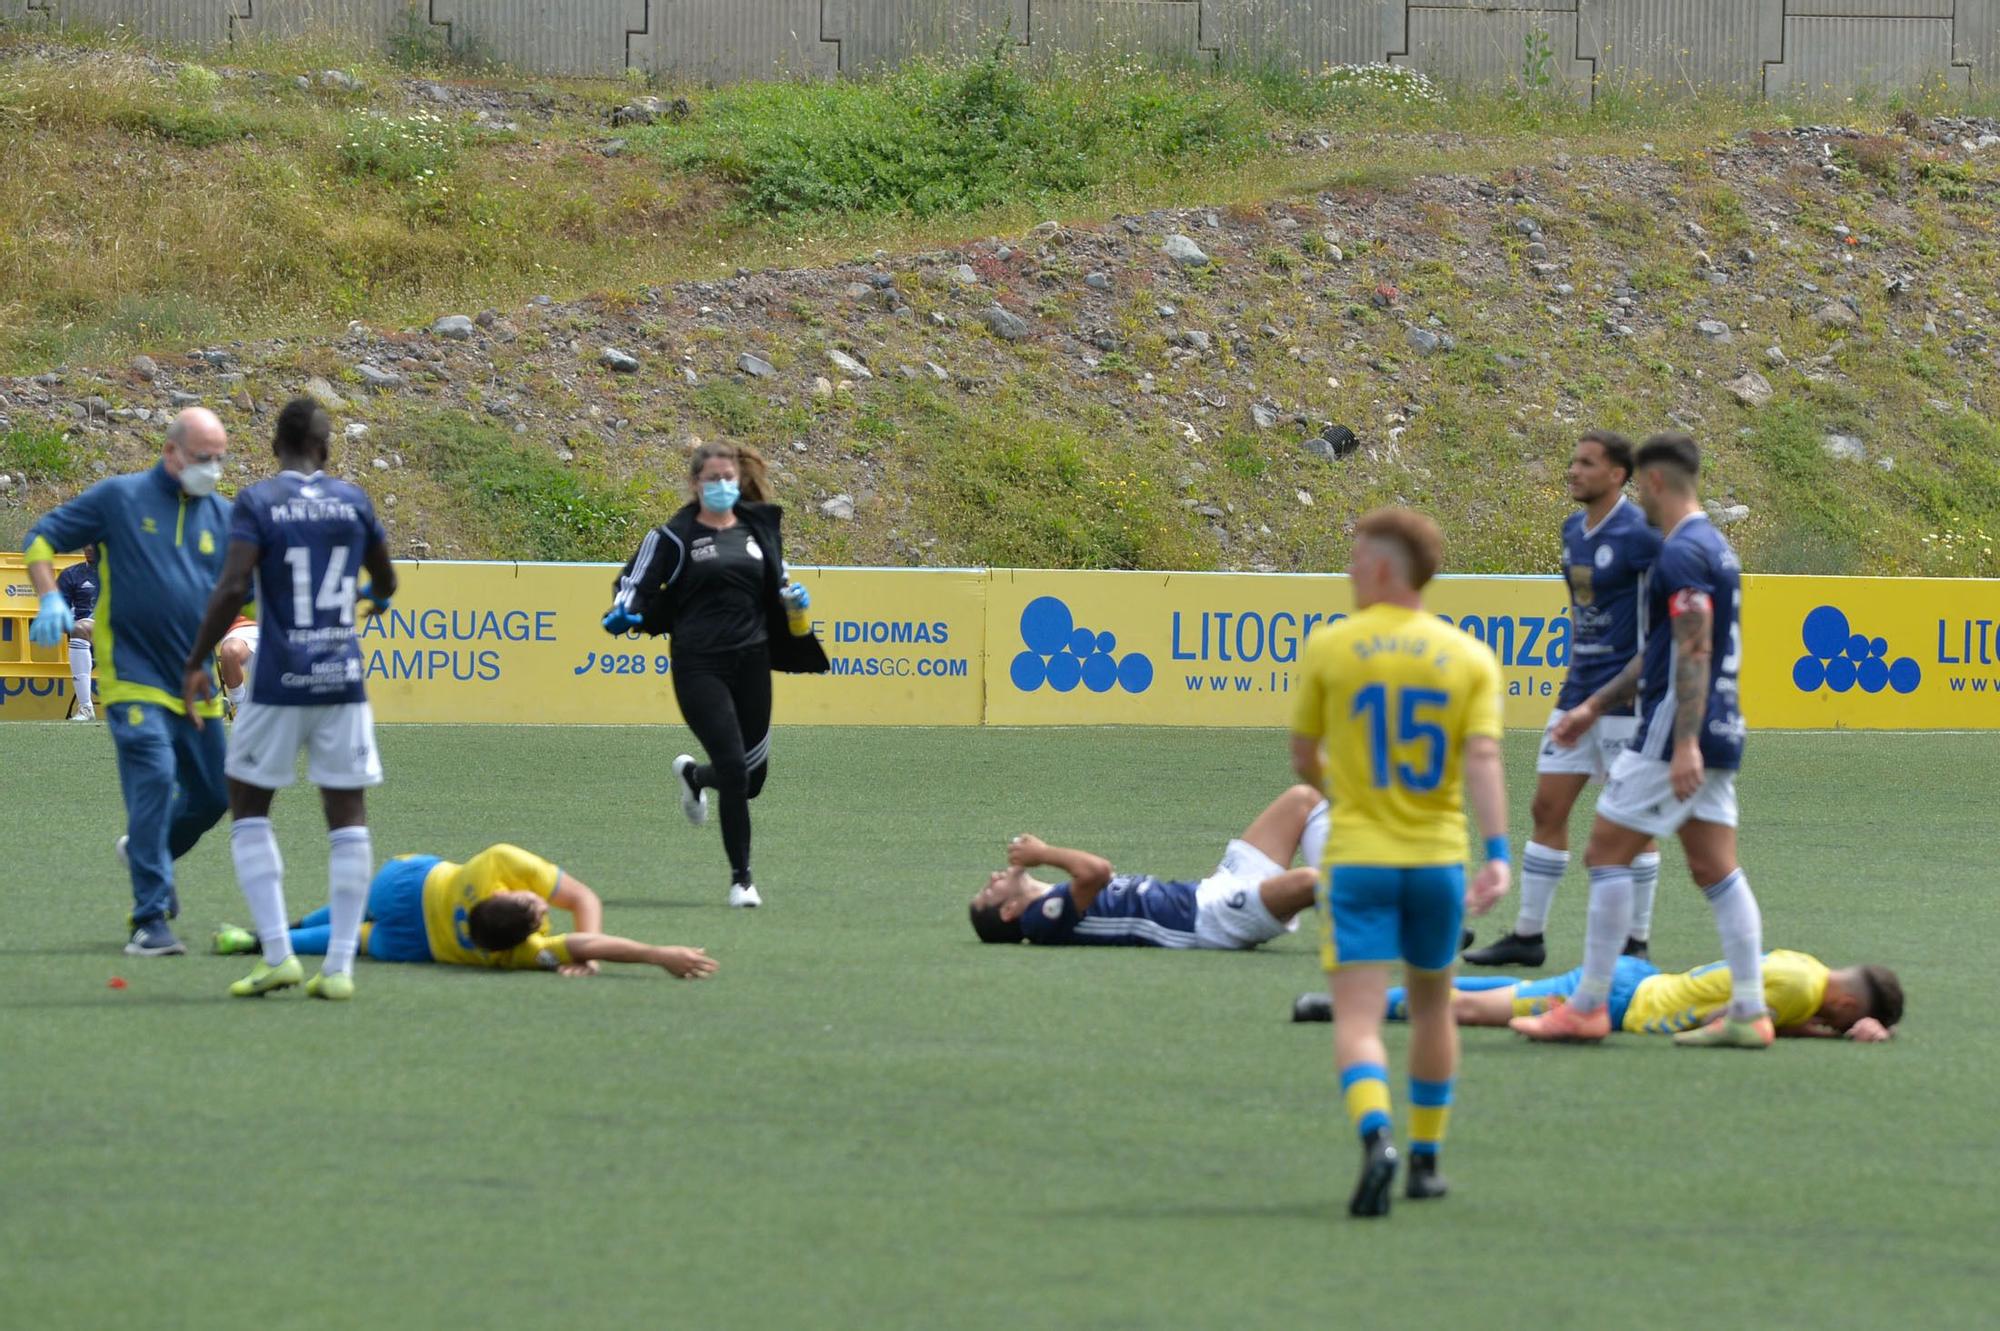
967, 786, 1326, 950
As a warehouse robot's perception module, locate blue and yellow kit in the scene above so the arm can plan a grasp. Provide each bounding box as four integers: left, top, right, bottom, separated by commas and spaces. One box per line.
1292, 601, 1503, 971
1620, 950, 1829, 1034
25, 463, 230, 717
1291, 602, 1503, 868
362, 844, 575, 969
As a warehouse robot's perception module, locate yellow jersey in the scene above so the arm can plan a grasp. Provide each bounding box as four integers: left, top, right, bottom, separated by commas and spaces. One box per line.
1291, 602, 1503, 867
1622, 950, 1830, 1034
420, 844, 575, 970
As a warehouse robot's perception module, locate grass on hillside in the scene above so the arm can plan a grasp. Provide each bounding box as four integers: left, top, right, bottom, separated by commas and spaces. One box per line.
6, 31, 2000, 579
0, 724, 1993, 1330
2, 27, 1984, 375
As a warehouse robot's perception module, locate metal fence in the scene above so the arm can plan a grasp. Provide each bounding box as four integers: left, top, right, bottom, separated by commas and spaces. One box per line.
6, 1, 1996, 97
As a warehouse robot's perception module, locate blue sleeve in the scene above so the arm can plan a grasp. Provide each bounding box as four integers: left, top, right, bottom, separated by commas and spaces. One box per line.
359, 490, 387, 549
1630, 523, 1664, 574
1654, 537, 1706, 597
227, 489, 264, 550
24, 481, 107, 559
1016, 886, 1079, 945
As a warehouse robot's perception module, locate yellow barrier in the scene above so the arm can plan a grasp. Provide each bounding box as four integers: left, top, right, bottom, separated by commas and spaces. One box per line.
9, 558, 1997, 728
0, 553, 90, 719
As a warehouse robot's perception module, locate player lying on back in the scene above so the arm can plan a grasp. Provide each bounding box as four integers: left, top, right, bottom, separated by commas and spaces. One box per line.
213, 842, 717, 979
1291, 950, 1901, 1041
966, 786, 1328, 949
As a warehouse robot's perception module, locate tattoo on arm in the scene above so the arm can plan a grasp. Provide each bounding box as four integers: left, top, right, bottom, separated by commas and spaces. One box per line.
1671, 601, 1712, 745
1589, 652, 1646, 712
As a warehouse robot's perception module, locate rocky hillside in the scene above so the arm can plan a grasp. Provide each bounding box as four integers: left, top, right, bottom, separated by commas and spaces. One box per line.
3, 41, 1999, 577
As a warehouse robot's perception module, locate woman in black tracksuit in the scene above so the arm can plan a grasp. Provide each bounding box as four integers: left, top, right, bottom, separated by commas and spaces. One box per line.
603, 441, 828, 907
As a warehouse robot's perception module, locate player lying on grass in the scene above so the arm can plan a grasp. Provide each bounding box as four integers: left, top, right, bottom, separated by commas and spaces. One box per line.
1291, 950, 1900, 1040
967, 785, 1327, 949
213, 842, 717, 980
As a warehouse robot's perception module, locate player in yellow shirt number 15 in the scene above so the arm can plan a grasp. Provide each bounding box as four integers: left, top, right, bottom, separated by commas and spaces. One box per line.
1289, 509, 1512, 1219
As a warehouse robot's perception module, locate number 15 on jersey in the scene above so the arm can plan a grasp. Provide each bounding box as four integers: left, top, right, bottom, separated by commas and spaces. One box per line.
1351, 683, 1449, 793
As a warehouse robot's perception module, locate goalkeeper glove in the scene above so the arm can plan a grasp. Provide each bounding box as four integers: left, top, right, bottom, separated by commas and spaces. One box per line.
30, 591, 74, 646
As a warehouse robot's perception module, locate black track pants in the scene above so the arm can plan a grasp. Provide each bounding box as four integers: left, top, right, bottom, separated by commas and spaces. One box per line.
670, 644, 772, 885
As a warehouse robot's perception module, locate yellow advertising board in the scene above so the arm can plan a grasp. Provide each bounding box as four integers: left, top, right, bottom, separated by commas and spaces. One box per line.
1739, 574, 2000, 729
984, 570, 1573, 728
10, 558, 1999, 730
0, 553, 91, 720
363, 562, 985, 726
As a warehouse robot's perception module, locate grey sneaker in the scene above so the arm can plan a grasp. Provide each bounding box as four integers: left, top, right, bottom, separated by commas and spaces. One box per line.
125, 920, 188, 957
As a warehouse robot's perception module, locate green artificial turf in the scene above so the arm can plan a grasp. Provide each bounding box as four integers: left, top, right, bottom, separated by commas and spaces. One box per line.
1, 725, 1992, 1329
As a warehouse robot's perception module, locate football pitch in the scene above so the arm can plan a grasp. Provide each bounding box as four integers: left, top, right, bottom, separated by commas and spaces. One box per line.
2, 724, 1994, 1329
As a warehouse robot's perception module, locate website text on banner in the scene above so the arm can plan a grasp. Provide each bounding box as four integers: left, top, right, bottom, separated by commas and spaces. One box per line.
361, 563, 983, 725
986, 570, 1571, 728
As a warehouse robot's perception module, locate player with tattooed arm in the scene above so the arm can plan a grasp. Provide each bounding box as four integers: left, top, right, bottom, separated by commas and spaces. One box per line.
1512, 434, 1771, 1049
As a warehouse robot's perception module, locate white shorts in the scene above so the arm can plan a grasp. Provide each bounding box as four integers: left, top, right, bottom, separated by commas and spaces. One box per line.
1594, 748, 1738, 839
1192, 840, 1295, 950
221, 623, 259, 708
225, 700, 384, 790
1535, 707, 1638, 781
221, 621, 261, 659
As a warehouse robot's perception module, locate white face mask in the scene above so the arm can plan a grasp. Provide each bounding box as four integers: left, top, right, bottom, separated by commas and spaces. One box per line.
178, 459, 223, 498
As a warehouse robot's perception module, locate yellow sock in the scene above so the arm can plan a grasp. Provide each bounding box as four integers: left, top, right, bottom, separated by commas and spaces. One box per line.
1340, 1062, 1392, 1139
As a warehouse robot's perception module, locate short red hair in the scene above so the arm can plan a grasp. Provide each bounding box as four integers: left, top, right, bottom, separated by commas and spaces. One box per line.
1354, 508, 1444, 590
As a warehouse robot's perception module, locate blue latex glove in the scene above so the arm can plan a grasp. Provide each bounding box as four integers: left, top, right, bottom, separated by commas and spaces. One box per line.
602, 606, 642, 634
359, 593, 393, 617
782, 582, 810, 612
30, 590, 74, 646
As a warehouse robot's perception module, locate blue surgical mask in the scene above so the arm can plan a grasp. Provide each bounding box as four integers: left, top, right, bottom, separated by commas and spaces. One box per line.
700, 479, 740, 513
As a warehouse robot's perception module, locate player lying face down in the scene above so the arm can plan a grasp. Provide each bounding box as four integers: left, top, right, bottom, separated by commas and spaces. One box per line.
967, 786, 1329, 950
1292, 950, 1901, 1041
214, 843, 718, 980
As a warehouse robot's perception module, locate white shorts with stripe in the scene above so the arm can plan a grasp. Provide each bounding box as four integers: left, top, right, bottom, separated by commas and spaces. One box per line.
1535, 707, 1638, 781
225, 700, 384, 790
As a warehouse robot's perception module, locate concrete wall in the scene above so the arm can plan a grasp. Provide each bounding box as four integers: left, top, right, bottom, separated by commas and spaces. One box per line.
6, 1, 1994, 98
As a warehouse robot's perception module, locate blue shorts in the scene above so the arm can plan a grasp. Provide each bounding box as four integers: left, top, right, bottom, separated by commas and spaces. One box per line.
363, 856, 437, 964
1515, 956, 1661, 1028
1319, 864, 1465, 972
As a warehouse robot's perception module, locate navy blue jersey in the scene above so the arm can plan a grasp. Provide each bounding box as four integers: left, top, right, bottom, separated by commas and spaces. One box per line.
1635, 513, 1745, 769
1017, 875, 1200, 948
1558, 497, 1662, 711
229, 470, 385, 706
56, 559, 99, 620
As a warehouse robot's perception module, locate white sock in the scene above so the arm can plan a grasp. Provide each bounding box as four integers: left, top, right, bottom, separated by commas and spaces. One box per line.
1514, 841, 1569, 935
230, 817, 292, 966
323, 825, 373, 976
1568, 865, 1634, 1013
1299, 800, 1330, 870
1628, 852, 1662, 942
68, 641, 92, 714
227, 683, 247, 709
1703, 869, 1766, 1020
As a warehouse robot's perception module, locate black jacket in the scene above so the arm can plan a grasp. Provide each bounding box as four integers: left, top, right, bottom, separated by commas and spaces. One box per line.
607, 501, 830, 675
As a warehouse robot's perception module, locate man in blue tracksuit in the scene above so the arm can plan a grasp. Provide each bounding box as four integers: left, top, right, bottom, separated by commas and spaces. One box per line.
25, 409, 235, 955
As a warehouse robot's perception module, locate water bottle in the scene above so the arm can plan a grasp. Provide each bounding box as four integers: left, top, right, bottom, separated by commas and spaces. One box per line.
782, 581, 810, 637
